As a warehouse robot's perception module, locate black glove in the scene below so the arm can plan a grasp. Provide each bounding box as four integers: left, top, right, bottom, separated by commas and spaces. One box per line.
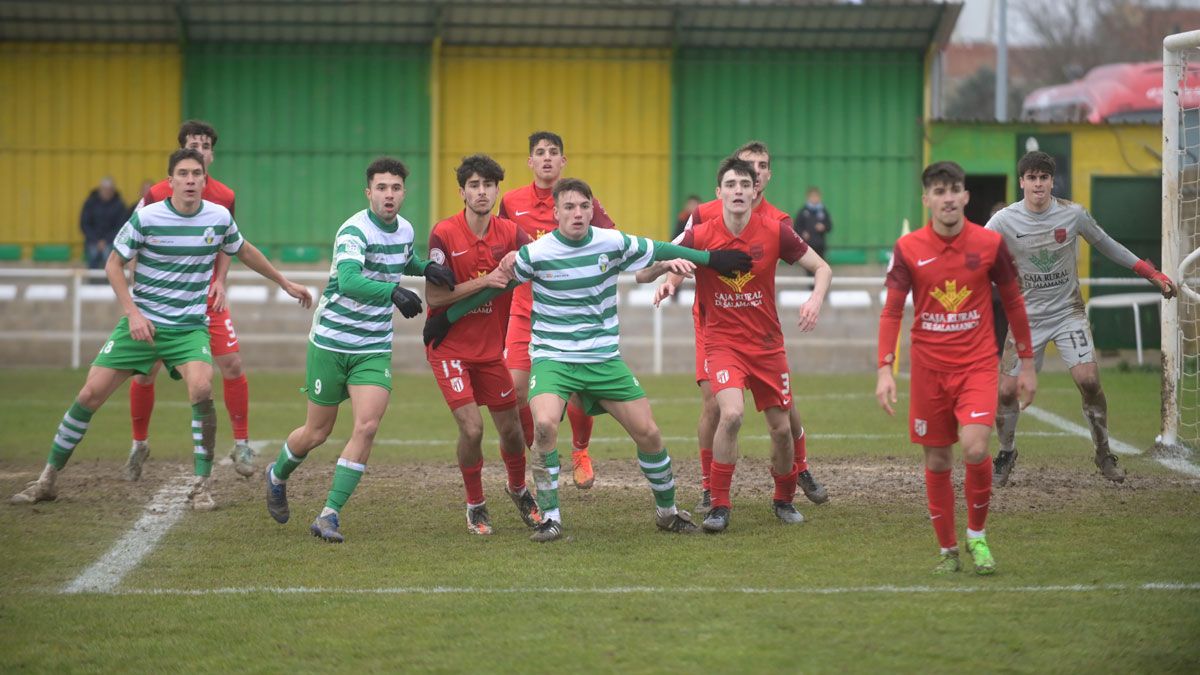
707, 249, 753, 277
424, 262, 456, 291
391, 284, 423, 319
423, 312, 452, 348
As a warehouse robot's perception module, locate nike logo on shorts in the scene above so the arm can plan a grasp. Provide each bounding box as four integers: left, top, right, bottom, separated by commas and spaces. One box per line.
500, 389, 514, 397
969, 411, 988, 418
1014, 232, 1035, 238
917, 257, 937, 267
226, 340, 237, 348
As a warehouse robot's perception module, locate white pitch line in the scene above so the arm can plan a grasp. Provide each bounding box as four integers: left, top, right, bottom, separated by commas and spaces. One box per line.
81, 581, 1200, 597
1024, 405, 1200, 477
62, 470, 193, 594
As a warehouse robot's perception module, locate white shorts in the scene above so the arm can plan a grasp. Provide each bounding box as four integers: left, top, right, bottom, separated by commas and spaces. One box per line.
1002, 314, 1096, 376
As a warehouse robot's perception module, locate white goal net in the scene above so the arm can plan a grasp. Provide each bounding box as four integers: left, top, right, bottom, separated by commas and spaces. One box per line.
1162, 30, 1200, 453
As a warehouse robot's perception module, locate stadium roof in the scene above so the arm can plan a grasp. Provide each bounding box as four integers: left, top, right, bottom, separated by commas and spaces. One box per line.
0, 0, 962, 51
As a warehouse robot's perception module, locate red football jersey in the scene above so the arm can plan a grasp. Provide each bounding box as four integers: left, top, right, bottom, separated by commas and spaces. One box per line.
884, 221, 1018, 372
498, 182, 615, 319
427, 211, 530, 362
680, 212, 808, 353
142, 175, 236, 215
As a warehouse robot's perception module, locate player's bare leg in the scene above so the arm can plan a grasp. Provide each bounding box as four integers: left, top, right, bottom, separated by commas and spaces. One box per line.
13, 366, 132, 504
993, 372, 1021, 486
959, 424, 997, 575
266, 401, 338, 524
489, 405, 541, 528
452, 402, 494, 535
600, 397, 697, 534
705, 388, 745, 532
310, 385, 388, 543
125, 361, 164, 480
765, 405, 802, 524
1070, 362, 1124, 482
176, 360, 218, 511
528, 392, 568, 541
694, 381, 719, 515
216, 351, 254, 477
789, 404, 828, 504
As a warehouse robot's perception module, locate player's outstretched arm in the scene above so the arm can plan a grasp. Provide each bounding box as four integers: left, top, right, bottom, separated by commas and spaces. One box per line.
403, 253, 456, 291
234, 241, 313, 309
796, 248, 832, 332
424, 279, 521, 348
651, 241, 751, 277
426, 266, 511, 309
106, 250, 155, 344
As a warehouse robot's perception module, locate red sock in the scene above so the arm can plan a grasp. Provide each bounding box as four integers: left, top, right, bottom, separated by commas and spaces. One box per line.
794, 429, 808, 473
223, 374, 249, 440
965, 456, 993, 533
699, 448, 713, 491
567, 401, 593, 451
710, 460, 736, 508
499, 446, 527, 492
460, 457, 485, 505
518, 404, 534, 448
924, 467, 957, 549
772, 462, 799, 503
129, 380, 155, 442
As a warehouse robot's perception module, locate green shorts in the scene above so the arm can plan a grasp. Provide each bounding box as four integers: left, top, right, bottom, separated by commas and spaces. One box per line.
92, 317, 211, 380
528, 358, 645, 417
304, 343, 393, 406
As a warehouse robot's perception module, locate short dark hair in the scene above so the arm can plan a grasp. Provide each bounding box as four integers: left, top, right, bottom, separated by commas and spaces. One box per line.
921, 161, 966, 189
553, 177, 592, 202
716, 156, 757, 186
366, 157, 409, 186
456, 154, 505, 188
528, 131, 564, 155
168, 148, 207, 175
178, 120, 218, 148
1017, 151, 1056, 178
735, 140, 770, 164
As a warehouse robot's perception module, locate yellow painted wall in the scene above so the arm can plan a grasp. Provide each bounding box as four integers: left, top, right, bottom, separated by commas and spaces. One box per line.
434, 47, 671, 239
0, 43, 181, 254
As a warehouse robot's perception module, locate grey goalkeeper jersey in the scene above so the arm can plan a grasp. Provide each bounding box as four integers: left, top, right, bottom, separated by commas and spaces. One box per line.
986, 199, 1140, 325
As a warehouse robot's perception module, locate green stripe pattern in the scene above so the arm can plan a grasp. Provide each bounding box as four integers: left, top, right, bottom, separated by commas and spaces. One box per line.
638, 449, 676, 509
512, 228, 655, 364
48, 401, 94, 470
310, 210, 416, 354
112, 201, 243, 328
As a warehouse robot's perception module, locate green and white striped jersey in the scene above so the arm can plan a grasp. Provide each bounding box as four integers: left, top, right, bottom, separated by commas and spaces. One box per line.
512, 227, 655, 363
309, 208, 419, 354
112, 199, 243, 328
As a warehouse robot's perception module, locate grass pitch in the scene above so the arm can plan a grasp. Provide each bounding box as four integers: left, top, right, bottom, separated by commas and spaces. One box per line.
1, 367, 1198, 673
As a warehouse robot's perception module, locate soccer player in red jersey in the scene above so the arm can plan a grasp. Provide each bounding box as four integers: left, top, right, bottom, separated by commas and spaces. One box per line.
641, 141, 830, 513
125, 120, 259, 480
676, 157, 832, 532
497, 131, 616, 489
426, 155, 541, 535
875, 161, 1038, 575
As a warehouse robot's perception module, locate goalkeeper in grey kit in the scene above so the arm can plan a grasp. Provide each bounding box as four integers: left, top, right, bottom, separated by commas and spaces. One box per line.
987, 151, 1177, 485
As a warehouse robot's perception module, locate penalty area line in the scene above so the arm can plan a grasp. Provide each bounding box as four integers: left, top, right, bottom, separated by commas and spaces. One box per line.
1024, 405, 1200, 478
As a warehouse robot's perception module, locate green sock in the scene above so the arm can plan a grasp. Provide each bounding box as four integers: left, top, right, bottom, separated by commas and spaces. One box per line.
191, 400, 216, 477
638, 448, 676, 509
532, 449, 560, 514
49, 401, 94, 470
271, 442, 306, 481
324, 458, 365, 513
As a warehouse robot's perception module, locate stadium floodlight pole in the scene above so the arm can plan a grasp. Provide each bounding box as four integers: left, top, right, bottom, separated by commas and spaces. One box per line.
995, 0, 1008, 122
1160, 29, 1200, 450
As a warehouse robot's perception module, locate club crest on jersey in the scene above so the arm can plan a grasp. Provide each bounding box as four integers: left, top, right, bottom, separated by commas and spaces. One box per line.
203, 227, 216, 245
914, 418, 927, 437
718, 270, 755, 294
965, 252, 981, 270
749, 244, 764, 261
1029, 249, 1057, 273
1054, 227, 1067, 244
930, 279, 971, 313
597, 253, 610, 273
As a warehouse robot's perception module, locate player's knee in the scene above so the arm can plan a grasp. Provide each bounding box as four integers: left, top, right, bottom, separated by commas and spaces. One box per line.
218, 355, 244, 379
532, 418, 557, 447
76, 385, 105, 411
459, 418, 485, 447
1077, 377, 1102, 400
634, 423, 662, 451
963, 444, 989, 465
997, 385, 1018, 406
717, 407, 744, 432
353, 417, 381, 442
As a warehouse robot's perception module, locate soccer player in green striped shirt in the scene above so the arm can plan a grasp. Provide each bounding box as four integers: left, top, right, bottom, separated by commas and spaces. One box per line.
426, 177, 752, 542
10, 149, 313, 509
264, 157, 456, 543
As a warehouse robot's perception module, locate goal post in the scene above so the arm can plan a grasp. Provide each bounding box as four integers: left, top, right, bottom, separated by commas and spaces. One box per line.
1161, 30, 1200, 452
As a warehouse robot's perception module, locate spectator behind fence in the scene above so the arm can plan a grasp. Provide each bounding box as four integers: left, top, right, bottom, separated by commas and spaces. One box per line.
673, 194, 701, 240
794, 186, 832, 270
80, 177, 125, 273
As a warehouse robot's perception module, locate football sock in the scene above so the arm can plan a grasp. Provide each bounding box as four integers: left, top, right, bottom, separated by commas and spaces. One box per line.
1082, 398, 1110, 454
637, 449, 676, 509
532, 448, 561, 515
699, 448, 713, 491
772, 461, 799, 503
710, 460, 736, 509
996, 397, 1019, 454
325, 458, 365, 513
518, 404, 535, 448
271, 442, 305, 482
223, 374, 249, 442
794, 427, 808, 473
460, 457, 485, 505
499, 444, 527, 492
49, 400, 94, 470
965, 456, 993, 533
924, 466, 957, 549
567, 401, 593, 451
191, 400, 217, 477
129, 380, 154, 442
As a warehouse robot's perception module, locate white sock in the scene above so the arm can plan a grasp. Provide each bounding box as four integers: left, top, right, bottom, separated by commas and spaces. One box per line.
543, 508, 561, 524
268, 470, 284, 486
941, 546, 958, 555
967, 528, 986, 540
467, 500, 486, 510
656, 505, 678, 518
320, 506, 338, 518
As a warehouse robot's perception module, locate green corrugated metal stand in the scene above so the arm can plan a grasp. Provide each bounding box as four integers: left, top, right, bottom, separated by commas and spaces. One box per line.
673, 49, 923, 254
184, 43, 431, 251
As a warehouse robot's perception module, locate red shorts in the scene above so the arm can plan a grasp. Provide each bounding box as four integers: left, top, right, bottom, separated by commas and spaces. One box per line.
705, 346, 792, 412
429, 356, 518, 411
207, 306, 240, 356
693, 313, 708, 385
504, 313, 532, 373
907, 365, 998, 446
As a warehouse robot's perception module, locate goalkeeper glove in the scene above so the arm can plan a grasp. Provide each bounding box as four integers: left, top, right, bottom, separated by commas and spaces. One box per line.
707, 249, 753, 277
424, 262, 456, 291
1133, 259, 1177, 299
391, 285, 423, 318
424, 312, 452, 348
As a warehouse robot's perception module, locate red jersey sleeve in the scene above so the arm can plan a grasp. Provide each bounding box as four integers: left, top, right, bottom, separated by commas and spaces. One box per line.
497, 194, 511, 219
592, 198, 615, 229
428, 228, 449, 263
778, 221, 809, 264
884, 243, 912, 291
678, 228, 697, 249
988, 238, 1018, 285
515, 227, 533, 247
